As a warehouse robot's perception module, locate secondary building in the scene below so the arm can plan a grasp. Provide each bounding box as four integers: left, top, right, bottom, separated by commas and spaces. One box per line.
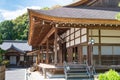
0, 40, 36, 67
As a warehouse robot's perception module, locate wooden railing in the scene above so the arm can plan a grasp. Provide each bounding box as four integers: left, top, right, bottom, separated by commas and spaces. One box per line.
0, 65, 5, 80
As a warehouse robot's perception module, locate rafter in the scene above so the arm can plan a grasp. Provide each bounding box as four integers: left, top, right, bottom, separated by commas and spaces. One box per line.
40, 27, 55, 44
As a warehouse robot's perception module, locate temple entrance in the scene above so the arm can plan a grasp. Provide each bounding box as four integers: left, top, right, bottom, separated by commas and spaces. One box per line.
10, 56, 16, 65
72, 47, 78, 62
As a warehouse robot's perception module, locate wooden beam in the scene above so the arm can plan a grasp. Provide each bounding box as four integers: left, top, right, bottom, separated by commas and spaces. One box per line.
27, 50, 39, 55
40, 27, 55, 44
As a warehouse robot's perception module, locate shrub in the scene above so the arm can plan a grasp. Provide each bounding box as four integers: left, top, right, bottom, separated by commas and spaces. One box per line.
99, 69, 120, 80
1, 60, 9, 67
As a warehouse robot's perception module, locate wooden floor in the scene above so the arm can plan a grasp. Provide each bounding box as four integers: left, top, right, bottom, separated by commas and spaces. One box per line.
37, 63, 120, 78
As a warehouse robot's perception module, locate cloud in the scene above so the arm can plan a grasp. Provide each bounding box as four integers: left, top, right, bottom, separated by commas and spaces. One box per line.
53, 0, 73, 5
0, 6, 41, 21
0, 12, 5, 22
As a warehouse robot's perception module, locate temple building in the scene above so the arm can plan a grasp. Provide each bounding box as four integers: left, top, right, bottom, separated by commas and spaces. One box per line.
28, 0, 120, 67
0, 40, 35, 67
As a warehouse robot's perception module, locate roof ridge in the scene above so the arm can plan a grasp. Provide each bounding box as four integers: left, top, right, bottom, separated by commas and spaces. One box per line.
3, 40, 28, 43
7, 44, 25, 53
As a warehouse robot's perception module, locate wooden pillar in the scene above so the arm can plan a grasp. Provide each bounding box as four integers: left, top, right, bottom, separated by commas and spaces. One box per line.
67, 48, 73, 62
62, 42, 67, 62
46, 39, 49, 64
58, 50, 62, 64
54, 26, 58, 65
87, 44, 93, 66
37, 50, 40, 64
41, 45, 43, 63
78, 45, 82, 64
98, 29, 101, 65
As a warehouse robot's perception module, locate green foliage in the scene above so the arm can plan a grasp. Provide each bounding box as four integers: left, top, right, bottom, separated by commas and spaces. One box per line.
116, 13, 120, 20
0, 13, 29, 40
42, 7, 50, 10
0, 20, 15, 40
0, 7, 50, 40
99, 69, 120, 80
0, 33, 3, 44
116, 3, 120, 20
1, 60, 9, 67
0, 48, 6, 64
13, 13, 29, 40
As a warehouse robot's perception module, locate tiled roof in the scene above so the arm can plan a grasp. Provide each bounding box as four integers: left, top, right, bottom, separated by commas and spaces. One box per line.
7, 44, 25, 53
32, 7, 119, 20
0, 40, 32, 51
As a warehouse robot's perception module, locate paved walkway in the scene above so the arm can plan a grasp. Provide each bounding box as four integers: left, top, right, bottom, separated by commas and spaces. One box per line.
27, 71, 65, 80
5, 68, 26, 80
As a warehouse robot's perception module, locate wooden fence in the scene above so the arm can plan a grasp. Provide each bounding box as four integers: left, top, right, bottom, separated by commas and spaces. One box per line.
0, 65, 5, 80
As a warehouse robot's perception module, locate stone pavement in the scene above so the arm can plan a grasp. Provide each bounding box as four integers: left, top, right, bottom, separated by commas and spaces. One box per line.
27, 71, 65, 80
5, 68, 26, 80
26, 70, 93, 80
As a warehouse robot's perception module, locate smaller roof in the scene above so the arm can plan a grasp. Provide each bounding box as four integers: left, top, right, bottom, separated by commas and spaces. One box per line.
6, 44, 24, 53
0, 40, 32, 51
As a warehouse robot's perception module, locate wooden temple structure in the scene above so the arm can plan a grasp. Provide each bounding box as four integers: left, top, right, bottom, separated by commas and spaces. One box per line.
28, 0, 120, 68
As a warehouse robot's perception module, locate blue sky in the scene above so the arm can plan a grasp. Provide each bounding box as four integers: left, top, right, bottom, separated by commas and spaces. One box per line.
0, 0, 73, 22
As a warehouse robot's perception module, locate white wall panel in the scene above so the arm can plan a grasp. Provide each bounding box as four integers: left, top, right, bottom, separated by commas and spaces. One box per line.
70, 40, 74, 46
75, 28, 80, 31
81, 35, 87, 42
83, 46, 87, 55
70, 28, 74, 34
75, 30, 80, 38
70, 34, 74, 40
81, 28, 87, 35
113, 46, 120, 55
93, 46, 98, 55
66, 42, 69, 47
101, 37, 120, 43
101, 46, 112, 55
75, 38, 80, 45
66, 36, 69, 42
20, 56, 24, 61
66, 30, 69, 36
101, 30, 120, 36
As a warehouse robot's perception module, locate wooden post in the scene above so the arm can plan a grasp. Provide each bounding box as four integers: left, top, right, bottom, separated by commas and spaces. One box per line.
98, 29, 101, 65
87, 44, 93, 66
54, 25, 58, 65
41, 45, 43, 63
78, 45, 82, 64
38, 47, 41, 64
46, 39, 49, 64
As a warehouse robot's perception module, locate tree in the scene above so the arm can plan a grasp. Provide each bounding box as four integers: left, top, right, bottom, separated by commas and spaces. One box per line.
116, 3, 120, 20
0, 7, 50, 40
0, 20, 15, 40
116, 13, 120, 20
0, 32, 3, 64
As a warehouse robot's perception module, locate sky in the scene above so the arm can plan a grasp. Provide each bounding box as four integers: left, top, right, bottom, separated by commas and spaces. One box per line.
0, 0, 73, 22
